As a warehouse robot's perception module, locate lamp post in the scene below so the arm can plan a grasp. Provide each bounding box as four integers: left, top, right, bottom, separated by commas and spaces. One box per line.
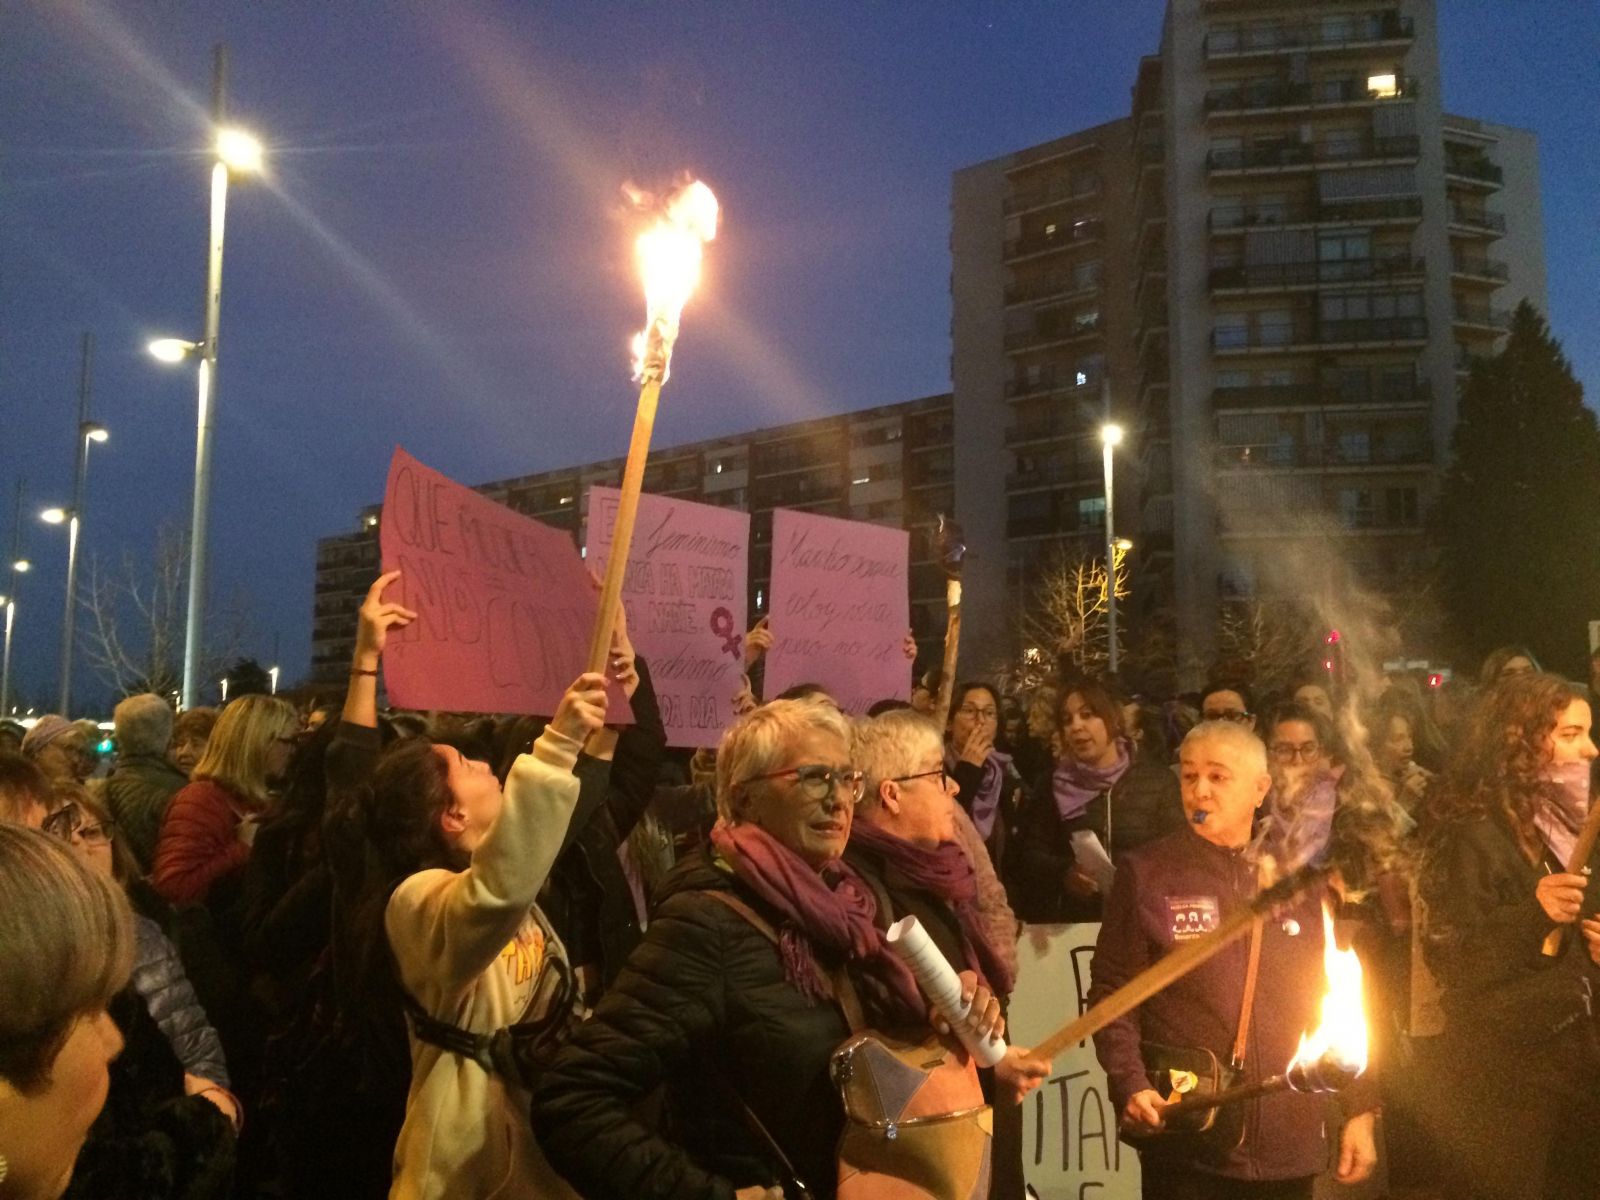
1101, 423, 1124, 675
152, 44, 263, 711
267, 664, 279, 695
1, 480, 28, 718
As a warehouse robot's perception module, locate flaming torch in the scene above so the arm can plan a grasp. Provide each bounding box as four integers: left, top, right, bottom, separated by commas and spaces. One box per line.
586, 179, 720, 675
1165, 903, 1368, 1114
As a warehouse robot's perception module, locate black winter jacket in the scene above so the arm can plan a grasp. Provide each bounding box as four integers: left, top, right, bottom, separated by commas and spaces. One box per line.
533, 851, 889, 1200
105, 753, 190, 872
1008, 760, 1185, 922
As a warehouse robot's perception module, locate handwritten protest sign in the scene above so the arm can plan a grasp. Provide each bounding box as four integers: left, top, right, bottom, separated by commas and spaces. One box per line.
1008, 924, 1141, 1200
586, 485, 749, 748
378, 447, 631, 720
763, 509, 909, 714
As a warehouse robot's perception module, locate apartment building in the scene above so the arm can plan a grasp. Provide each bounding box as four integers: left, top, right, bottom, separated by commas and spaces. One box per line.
952, 0, 1545, 676
309, 394, 955, 685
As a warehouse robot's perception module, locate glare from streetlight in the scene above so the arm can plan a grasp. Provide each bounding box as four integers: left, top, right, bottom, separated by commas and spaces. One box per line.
216, 128, 264, 174
10, 560, 27, 573
1114, 537, 1134, 551
84, 424, 109, 444
39, 508, 67, 525
1101, 423, 1125, 447
148, 338, 199, 363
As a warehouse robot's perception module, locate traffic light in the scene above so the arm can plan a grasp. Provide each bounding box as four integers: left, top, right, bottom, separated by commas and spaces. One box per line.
1322, 630, 1346, 686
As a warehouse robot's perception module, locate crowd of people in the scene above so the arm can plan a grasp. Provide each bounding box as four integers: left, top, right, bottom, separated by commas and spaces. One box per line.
2, 574, 1598, 1200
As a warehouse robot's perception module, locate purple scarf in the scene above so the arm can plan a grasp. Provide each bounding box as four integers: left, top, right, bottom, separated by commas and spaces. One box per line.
710, 821, 925, 1022
949, 747, 1013, 840
848, 818, 1016, 996
1535, 761, 1591, 865
1264, 772, 1338, 873
1051, 739, 1132, 821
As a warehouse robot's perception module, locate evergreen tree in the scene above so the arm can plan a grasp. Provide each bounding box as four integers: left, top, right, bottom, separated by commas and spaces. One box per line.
1437, 302, 1600, 677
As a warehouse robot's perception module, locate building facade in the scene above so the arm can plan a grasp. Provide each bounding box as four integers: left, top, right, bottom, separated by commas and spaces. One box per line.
310, 394, 955, 685
951, 0, 1545, 678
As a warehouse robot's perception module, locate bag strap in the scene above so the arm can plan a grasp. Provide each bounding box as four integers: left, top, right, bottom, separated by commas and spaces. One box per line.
1230, 916, 1265, 1070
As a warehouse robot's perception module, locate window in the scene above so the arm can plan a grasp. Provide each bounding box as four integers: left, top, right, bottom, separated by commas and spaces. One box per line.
1336, 430, 1371, 463
1338, 488, 1374, 528
1383, 486, 1419, 525
1073, 309, 1100, 332
1073, 259, 1101, 289
1215, 370, 1250, 389
1214, 314, 1248, 349
1258, 308, 1294, 345
1077, 497, 1107, 528
1322, 127, 1363, 159
1319, 233, 1371, 262
1367, 73, 1398, 98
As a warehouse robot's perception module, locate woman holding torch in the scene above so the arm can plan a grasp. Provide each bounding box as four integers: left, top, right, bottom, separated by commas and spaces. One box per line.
1418, 671, 1600, 1200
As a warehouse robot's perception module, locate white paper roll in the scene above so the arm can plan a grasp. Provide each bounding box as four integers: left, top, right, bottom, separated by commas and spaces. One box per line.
885, 914, 1007, 1067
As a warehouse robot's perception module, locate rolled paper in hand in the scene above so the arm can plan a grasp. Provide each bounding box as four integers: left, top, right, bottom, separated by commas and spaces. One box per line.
886, 915, 1007, 1067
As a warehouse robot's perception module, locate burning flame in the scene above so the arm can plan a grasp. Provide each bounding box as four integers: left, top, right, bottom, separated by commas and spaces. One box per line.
628, 178, 719, 382
1288, 902, 1368, 1077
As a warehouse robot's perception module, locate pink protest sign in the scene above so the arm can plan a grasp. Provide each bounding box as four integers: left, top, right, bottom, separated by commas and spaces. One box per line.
378, 447, 631, 720
587, 486, 750, 747
763, 509, 911, 714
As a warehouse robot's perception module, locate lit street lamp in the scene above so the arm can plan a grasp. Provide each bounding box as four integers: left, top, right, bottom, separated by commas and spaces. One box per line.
1, 481, 26, 719
149, 44, 263, 710
267, 664, 280, 694
1101, 423, 1124, 674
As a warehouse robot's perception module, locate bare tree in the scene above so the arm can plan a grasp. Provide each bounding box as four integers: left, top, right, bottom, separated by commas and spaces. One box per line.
1017, 546, 1130, 677
1213, 598, 1316, 691
79, 523, 252, 699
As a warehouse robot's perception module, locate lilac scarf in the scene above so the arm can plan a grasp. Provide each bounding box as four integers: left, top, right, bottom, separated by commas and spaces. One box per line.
1535, 761, 1591, 865
848, 818, 1016, 996
949, 747, 1013, 840
710, 821, 925, 1022
1264, 772, 1338, 873
1051, 738, 1132, 821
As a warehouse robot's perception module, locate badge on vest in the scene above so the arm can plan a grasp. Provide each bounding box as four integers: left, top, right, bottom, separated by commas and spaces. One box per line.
1166, 895, 1220, 941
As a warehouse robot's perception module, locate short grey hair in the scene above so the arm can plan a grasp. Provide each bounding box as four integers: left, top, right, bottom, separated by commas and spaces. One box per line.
854, 710, 944, 813
1180, 719, 1269, 775
113, 693, 175, 758
714, 698, 854, 823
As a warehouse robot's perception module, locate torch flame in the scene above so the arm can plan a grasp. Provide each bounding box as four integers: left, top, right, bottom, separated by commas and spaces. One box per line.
629, 178, 719, 382
1288, 902, 1368, 1077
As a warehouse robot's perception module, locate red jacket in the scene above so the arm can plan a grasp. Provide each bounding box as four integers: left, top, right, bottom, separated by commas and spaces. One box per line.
152, 779, 252, 907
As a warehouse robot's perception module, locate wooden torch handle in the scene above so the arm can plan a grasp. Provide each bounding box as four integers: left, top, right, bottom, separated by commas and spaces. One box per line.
932, 580, 962, 730
586, 378, 662, 675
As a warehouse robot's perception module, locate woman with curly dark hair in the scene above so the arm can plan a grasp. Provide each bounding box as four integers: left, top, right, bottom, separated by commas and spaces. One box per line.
1418, 671, 1600, 1200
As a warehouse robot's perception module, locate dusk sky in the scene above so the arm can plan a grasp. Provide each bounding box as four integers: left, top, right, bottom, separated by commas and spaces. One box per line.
4, 1, 1597, 710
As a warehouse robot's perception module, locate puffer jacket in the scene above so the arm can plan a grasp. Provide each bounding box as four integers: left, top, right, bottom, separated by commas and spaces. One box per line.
105, 753, 191, 872
533, 851, 883, 1200
131, 914, 231, 1087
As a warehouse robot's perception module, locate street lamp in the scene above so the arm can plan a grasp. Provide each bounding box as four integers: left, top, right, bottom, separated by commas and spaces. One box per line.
150, 45, 263, 710
1101, 423, 1125, 674
267, 664, 280, 694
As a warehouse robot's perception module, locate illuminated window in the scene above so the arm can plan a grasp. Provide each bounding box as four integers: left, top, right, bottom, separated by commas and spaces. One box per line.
1367, 73, 1398, 97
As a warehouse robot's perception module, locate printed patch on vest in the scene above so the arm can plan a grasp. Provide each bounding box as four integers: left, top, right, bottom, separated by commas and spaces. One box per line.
1166, 895, 1220, 941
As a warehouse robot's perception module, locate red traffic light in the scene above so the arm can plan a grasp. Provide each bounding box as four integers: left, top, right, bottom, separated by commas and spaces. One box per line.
1325, 630, 1342, 645
1427, 673, 1443, 688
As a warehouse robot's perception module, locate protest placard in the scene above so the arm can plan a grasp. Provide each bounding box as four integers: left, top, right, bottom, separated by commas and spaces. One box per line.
377, 447, 631, 719
587, 485, 749, 747
762, 509, 910, 714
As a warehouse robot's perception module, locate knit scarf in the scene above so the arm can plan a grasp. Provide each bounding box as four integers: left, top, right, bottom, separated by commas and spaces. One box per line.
847, 818, 1016, 996
1535, 761, 1592, 866
709, 821, 925, 1022
1265, 772, 1339, 874
950, 747, 1013, 840
1051, 739, 1132, 821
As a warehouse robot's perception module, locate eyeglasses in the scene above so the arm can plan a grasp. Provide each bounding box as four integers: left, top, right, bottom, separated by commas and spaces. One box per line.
1206, 710, 1253, 725
891, 767, 951, 787
43, 804, 116, 846
955, 706, 997, 721
1270, 741, 1323, 763
739, 764, 865, 803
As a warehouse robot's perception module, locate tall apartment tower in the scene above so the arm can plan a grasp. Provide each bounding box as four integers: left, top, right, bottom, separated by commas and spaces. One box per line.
952, 0, 1545, 678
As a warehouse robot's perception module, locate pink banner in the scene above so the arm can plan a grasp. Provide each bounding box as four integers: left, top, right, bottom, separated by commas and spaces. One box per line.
763, 509, 911, 715
378, 447, 631, 720
587, 486, 750, 748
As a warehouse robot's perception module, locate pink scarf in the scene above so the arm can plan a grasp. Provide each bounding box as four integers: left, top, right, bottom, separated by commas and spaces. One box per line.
847, 818, 1016, 996
709, 821, 925, 1023
1535, 761, 1592, 865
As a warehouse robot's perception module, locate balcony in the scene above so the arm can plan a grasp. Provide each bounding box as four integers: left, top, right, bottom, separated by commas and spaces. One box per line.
1212, 316, 1428, 351
1003, 273, 1099, 307
1004, 369, 1102, 402
1212, 382, 1430, 410
1005, 415, 1086, 447
1215, 440, 1432, 470
1204, 13, 1413, 58
1003, 179, 1101, 216
1452, 304, 1511, 334
1003, 220, 1104, 262
1006, 462, 1102, 492
1209, 197, 1422, 231
1451, 254, 1509, 284
1448, 205, 1507, 236
1204, 77, 1418, 117
1444, 158, 1504, 187
1208, 255, 1425, 292
1004, 313, 1103, 353
1207, 135, 1420, 173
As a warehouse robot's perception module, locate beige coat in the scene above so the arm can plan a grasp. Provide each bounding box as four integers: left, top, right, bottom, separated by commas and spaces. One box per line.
386, 728, 585, 1200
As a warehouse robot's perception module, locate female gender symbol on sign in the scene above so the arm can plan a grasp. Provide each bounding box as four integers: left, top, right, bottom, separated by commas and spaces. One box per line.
710, 607, 742, 659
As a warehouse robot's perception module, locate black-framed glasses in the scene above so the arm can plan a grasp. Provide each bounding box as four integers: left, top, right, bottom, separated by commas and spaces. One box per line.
1207, 710, 1253, 725
739, 763, 865, 803
891, 767, 951, 787
1270, 741, 1323, 763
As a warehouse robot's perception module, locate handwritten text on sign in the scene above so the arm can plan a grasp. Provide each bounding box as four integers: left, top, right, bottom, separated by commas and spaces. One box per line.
378, 447, 630, 720
762, 509, 909, 715
1007, 924, 1141, 1200
587, 486, 749, 748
